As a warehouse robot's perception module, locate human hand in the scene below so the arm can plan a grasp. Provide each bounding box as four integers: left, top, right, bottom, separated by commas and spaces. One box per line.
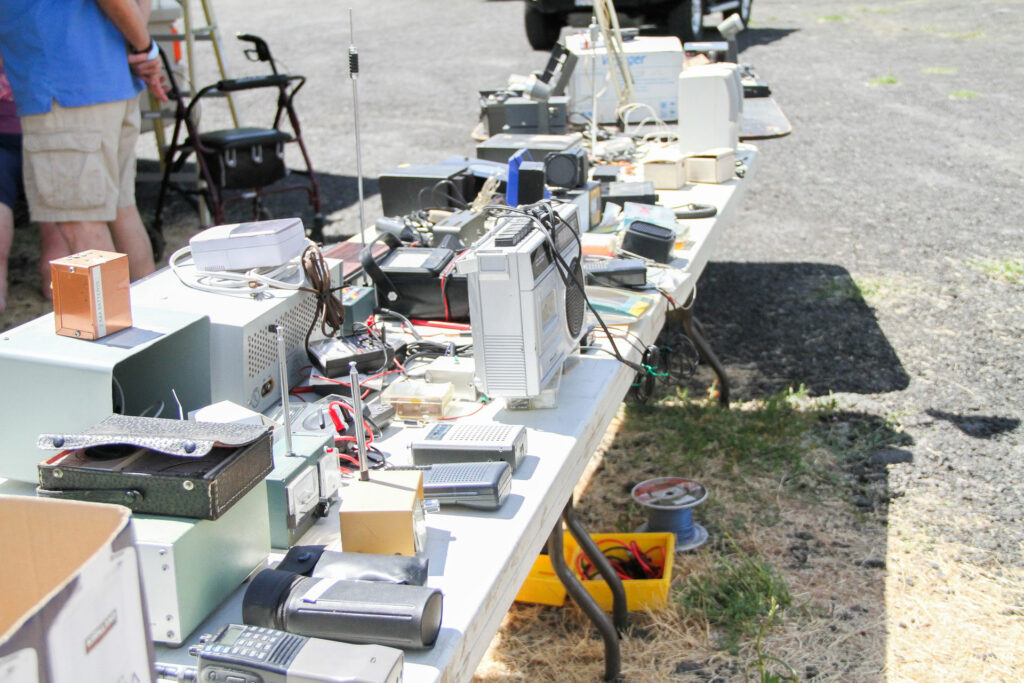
128, 52, 169, 103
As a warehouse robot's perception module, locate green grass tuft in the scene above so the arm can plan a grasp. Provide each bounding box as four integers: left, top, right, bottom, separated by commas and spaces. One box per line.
820, 14, 848, 22
969, 258, 1024, 285
868, 74, 899, 85
922, 66, 958, 75
942, 30, 984, 39
678, 538, 792, 654
949, 89, 980, 100
621, 388, 832, 481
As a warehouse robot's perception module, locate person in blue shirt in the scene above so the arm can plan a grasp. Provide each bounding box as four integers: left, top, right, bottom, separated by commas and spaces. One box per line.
0, 0, 169, 280
0, 55, 69, 313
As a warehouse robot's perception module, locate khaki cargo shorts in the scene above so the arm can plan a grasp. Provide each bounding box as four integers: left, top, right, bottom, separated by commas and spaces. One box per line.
20, 97, 140, 223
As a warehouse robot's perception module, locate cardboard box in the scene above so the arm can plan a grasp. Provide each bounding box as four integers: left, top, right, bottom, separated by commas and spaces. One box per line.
643, 157, 686, 190
0, 496, 153, 682
643, 152, 686, 190
51, 250, 132, 340
338, 470, 425, 556
685, 148, 736, 184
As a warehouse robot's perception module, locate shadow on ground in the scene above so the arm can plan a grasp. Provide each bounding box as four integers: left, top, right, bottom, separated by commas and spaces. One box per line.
738, 27, 799, 52
687, 262, 910, 400
924, 409, 1020, 439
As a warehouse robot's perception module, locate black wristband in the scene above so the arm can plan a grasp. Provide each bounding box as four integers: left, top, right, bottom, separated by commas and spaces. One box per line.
131, 38, 154, 55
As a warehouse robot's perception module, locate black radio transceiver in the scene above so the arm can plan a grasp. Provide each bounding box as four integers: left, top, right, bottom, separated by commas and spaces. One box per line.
186, 623, 403, 683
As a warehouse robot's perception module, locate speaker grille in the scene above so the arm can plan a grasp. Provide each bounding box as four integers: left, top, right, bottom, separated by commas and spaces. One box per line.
246, 295, 317, 379
483, 336, 527, 392
564, 257, 585, 339
427, 463, 492, 484
446, 424, 514, 442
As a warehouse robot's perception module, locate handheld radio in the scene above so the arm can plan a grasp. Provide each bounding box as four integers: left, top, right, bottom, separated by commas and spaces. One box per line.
181, 623, 403, 683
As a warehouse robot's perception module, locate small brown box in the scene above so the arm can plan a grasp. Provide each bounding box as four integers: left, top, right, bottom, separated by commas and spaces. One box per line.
338, 469, 425, 556
51, 250, 132, 340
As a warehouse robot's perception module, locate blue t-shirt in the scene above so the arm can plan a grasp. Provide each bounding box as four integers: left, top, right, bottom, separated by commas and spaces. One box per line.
0, 0, 143, 116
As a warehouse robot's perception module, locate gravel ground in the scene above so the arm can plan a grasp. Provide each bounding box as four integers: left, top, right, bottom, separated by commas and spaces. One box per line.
2, 0, 1021, 675
698, 0, 1024, 565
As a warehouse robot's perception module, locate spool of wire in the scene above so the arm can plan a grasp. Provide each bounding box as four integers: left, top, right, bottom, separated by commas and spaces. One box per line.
632, 476, 708, 552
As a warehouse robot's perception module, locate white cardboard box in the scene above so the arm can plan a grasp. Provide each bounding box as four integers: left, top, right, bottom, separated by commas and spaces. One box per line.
0, 497, 153, 682
566, 34, 684, 124
686, 148, 736, 184
642, 147, 686, 190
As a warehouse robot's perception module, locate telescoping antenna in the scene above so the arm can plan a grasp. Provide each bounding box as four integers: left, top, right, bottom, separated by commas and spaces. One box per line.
349, 10, 367, 259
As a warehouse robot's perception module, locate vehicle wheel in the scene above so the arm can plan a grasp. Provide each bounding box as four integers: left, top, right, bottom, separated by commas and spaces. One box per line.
524, 6, 563, 51
667, 0, 704, 43
727, 0, 753, 27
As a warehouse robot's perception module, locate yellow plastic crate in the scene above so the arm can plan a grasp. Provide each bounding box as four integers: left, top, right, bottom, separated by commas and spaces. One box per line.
515, 553, 566, 606
565, 532, 675, 612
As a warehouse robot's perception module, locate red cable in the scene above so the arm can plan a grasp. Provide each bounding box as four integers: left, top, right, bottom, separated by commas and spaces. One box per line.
361, 368, 402, 385
438, 401, 487, 421
629, 540, 656, 578
328, 400, 374, 444
409, 319, 471, 331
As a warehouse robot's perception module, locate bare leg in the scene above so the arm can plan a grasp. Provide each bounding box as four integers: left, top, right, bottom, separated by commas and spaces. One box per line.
38, 221, 69, 301
57, 220, 116, 255
0, 202, 12, 312
110, 205, 155, 279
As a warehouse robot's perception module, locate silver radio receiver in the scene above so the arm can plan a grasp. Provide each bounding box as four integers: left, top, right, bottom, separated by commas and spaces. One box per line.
457, 202, 585, 398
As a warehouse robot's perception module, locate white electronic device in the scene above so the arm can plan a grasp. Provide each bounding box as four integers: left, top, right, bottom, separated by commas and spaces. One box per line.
131, 259, 342, 412
189, 217, 308, 271
678, 64, 742, 156
411, 422, 528, 471
565, 34, 684, 124
457, 202, 585, 398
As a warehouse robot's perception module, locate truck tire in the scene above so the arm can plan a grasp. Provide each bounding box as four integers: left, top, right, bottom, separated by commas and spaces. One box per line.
666, 0, 704, 43
525, 6, 563, 51
727, 0, 753, 27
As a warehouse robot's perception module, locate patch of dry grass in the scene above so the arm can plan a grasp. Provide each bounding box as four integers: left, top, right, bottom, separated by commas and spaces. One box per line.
473, 392, 1023, 682
885, 494, 1024, 682
475, 393, 898, 681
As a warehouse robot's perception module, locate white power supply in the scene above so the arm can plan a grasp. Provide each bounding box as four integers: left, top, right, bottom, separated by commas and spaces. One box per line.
189, 217, 307, 271
131, 258, 342, 412
565, 34, 684, 124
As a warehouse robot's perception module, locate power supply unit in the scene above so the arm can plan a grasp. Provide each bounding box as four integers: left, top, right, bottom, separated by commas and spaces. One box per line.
131, 259, 342, 412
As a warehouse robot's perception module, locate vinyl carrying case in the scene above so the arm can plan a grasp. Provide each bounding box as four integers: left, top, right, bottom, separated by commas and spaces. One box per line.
36, 415, 273, 520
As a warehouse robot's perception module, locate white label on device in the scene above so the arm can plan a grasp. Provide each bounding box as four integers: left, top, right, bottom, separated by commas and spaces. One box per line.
92, 264, 106, 337
301, 578, 335, 604
387, 251, 433, 269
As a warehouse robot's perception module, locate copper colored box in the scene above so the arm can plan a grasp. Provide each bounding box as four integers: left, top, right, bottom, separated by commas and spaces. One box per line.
51, 250, 132, 339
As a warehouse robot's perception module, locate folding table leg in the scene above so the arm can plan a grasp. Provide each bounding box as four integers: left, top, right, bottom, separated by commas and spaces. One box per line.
548, 511, 621, 681
678, 303, 730, 406
563, 499, 628, 632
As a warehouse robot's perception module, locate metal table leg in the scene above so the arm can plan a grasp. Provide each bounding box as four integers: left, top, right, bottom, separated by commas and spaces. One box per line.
563, 499, 628, 633
678, 298, 730, 407
548, 505, 621, 681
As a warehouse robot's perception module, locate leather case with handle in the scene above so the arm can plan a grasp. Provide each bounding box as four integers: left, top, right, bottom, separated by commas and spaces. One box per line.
36, 414, 273, 520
